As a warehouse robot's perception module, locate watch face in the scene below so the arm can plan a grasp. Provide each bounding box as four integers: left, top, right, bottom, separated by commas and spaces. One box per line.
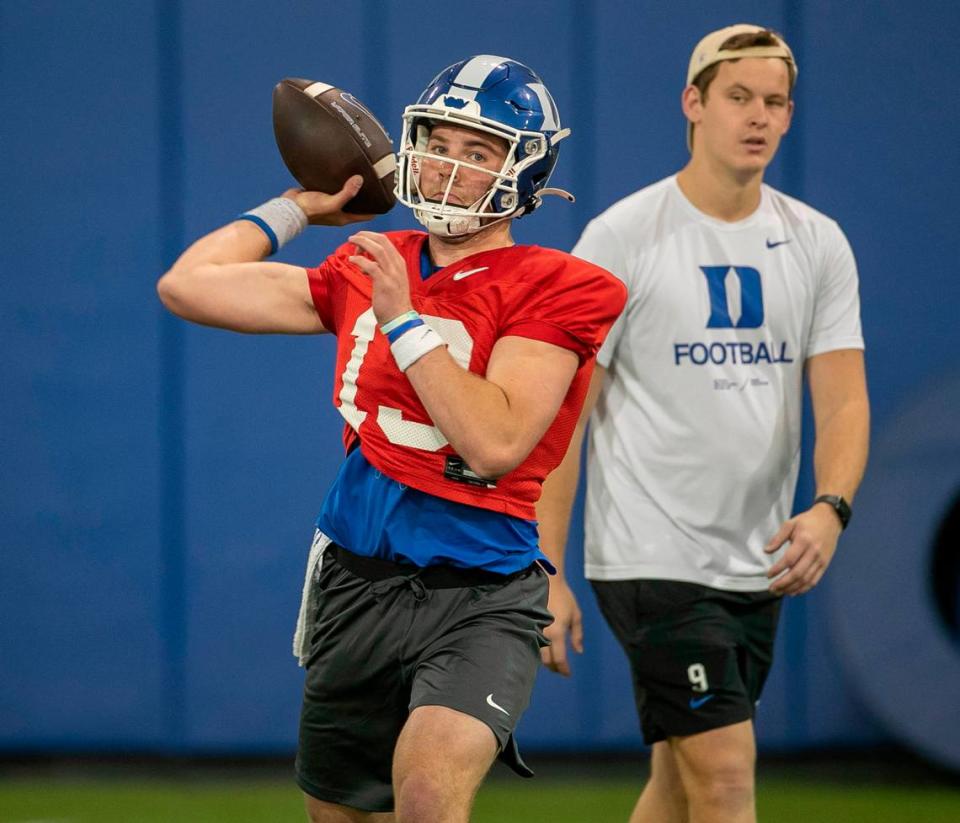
837, 497, 852, 528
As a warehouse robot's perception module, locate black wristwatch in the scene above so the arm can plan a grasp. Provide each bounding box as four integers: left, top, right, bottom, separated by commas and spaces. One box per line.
814, 494, 852, 530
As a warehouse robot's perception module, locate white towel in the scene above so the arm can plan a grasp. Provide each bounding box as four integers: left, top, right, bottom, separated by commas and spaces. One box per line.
292, 529, 331, 666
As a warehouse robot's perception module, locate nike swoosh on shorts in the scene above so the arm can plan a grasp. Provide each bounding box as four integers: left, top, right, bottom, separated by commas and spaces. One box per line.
486, 693, 510, 715
689, 694, 715, 709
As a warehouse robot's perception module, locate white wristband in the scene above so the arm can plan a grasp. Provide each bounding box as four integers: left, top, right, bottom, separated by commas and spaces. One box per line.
390, 324, 446, 371
238, 197, 308, 255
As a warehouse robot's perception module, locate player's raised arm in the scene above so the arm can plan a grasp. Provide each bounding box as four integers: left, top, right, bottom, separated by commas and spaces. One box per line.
157, 179, 370, 334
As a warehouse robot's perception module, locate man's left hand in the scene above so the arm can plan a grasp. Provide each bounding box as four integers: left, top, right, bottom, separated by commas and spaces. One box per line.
348, 231, 414, 325
764, 504, 844, 595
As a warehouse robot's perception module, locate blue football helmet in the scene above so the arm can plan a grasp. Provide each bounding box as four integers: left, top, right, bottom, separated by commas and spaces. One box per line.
395, 55, 572, 236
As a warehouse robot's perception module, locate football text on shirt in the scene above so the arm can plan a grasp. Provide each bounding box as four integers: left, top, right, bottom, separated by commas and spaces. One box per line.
673, 340, 793, 366
674, 264, 794, 367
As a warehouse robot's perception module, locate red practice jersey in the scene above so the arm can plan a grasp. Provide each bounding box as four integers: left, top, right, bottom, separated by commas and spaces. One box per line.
306, 230, 626, 520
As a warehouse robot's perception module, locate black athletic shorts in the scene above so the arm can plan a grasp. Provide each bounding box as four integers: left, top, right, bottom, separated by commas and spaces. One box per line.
591, 579, 781, 745
296, 544, 552, 812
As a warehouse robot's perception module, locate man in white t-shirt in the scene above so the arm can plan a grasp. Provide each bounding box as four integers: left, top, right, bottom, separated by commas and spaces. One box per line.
538, 24, 870, 823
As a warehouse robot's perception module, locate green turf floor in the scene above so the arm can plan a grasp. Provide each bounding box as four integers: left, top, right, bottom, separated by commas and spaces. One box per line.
2, 776, 959, 823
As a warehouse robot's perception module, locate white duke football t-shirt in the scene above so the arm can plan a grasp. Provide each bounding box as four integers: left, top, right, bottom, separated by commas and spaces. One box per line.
574, 176, 864, 590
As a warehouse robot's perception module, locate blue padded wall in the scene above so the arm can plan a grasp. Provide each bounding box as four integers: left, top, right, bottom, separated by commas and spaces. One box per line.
2, 0, 958, 767
1, 2, 167, 747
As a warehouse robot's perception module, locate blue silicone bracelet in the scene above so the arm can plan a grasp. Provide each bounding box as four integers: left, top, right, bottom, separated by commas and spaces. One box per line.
386, 317, 425, 343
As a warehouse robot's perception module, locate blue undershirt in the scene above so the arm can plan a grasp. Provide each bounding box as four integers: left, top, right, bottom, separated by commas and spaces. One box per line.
315, 448, 544, 573
314, 240, 547, 574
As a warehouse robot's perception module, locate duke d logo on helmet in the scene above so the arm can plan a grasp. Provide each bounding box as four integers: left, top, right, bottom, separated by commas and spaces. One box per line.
442, 96, 470, 109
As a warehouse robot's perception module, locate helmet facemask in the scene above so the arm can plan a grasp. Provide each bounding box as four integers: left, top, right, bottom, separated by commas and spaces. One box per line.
396, 104, 552, 237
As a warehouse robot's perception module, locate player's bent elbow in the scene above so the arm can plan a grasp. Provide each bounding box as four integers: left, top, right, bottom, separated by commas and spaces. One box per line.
156, 269, 191, 317
156, 265, 216, 320
463, 443, 526, 482
156, 271, 178, 311
469, 460, 510, 482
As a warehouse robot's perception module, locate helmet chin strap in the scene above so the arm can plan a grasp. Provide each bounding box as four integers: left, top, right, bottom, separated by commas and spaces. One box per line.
414, 181, 518, 237
414, 186, 574, 236
416, 205, 520, 238
416, 206, 482, 237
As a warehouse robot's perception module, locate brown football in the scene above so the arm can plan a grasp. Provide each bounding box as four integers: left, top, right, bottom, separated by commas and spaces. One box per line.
272, 78, 396, 214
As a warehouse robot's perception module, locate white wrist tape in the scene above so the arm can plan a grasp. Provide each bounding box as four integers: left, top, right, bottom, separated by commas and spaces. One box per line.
239, 197, 308, 255
390, 324, 446, 372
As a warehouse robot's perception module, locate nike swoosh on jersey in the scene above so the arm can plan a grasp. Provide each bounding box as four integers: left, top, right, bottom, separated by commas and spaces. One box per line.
766, 238, 792, 249
689, 694, 715, 709
486, 693, 510, 715
452, 266, 489, 281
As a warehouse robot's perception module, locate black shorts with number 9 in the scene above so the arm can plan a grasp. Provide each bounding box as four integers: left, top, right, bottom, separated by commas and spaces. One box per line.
591, 579, 782, 744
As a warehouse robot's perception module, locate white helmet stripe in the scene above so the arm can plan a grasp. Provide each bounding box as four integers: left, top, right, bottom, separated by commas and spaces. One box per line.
527, 83, 560, 131
451, 54, 511, 94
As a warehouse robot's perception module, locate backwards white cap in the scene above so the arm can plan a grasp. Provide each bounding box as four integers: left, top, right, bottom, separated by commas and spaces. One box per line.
685, 23, 798, 151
